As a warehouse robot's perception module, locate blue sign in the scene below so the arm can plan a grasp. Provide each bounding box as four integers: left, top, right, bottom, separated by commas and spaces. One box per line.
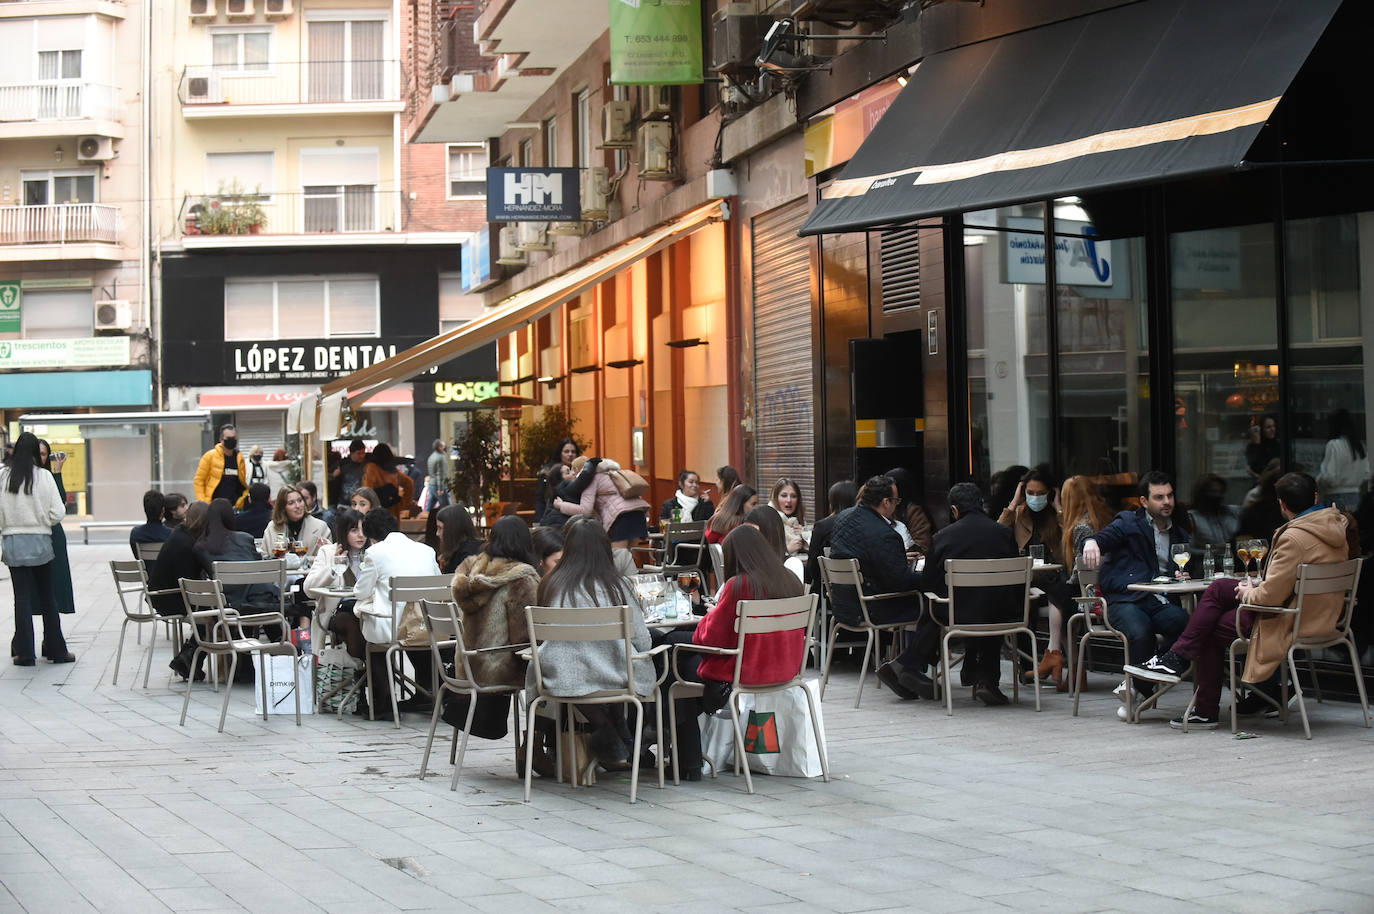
461, 227, 496, 292
486, 167, 582, 222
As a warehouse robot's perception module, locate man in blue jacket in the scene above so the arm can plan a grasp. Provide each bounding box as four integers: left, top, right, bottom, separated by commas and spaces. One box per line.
1082, 471, 1191, 708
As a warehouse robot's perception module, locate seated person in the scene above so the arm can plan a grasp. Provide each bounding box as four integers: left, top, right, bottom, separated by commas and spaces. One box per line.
303, 508, 368, 651
1126, 472, 1359, 729
129, 489, 173, 560
768, 477, 807, 555
261, 485, 331, 562
235, 483, 273, 539
746, 505, 805, 582
162, 492, 189, 528
196, 498, 281, 612
827, 475, 929, 697
434, 504, 484, 573
805, 480, 858, 591
887, 467, 933, 553
1082, 471, 1191, 716
705, 484, 758, 545
154, 502, 210, 680
899, 482, 1022, 705
660, 469, 716, 523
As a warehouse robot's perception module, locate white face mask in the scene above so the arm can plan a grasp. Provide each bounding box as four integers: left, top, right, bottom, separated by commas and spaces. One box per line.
1026, 494, 1049, 513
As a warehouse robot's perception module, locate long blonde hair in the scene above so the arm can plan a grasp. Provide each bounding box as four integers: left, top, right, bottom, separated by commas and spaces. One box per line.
1059, 475, 1114, 574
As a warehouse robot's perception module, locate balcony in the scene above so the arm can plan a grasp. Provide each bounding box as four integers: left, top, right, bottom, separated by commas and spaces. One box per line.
0, 203, 122, 261
0, 82, 122, 139
177, 61, 404, 118
178, 189, 411, 248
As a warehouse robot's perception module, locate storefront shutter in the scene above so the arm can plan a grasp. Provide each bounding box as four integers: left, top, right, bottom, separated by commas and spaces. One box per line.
751, 197, 815, 509
880, 229, 920, 312
232, 411, 285, 460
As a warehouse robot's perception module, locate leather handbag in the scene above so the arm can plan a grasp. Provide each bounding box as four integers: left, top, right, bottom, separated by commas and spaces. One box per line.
608, 468, 649, 498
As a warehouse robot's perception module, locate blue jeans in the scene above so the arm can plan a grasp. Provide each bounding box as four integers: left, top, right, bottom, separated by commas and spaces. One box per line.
1106, 598, 1189, 668
425, 484, 450, 510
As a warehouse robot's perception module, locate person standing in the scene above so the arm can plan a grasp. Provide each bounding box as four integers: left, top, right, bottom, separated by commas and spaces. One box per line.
1317, 408, 1369, 509
194, 424, 249, 508
425, 439, 452, 510
1, 433, 74, 665
361, 443, 416, 521
331, 438, 369, 504
36, 440, 75, 618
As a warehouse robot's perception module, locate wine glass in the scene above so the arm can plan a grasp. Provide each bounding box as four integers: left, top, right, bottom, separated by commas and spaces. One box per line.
1250, 538, 1269, 579
1236, 541, 1253, 582
1170, 543, 1190, 581
271, 539, 287, 559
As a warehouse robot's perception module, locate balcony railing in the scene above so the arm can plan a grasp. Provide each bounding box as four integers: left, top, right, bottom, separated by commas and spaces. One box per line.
0, 203, 120, 245
177, 60, 401, 109
180, 189, 398, 237
0, 82, 120, 122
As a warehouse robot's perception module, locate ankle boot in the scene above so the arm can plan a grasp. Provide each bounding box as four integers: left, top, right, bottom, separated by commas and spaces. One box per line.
1024, 649, 1063, 687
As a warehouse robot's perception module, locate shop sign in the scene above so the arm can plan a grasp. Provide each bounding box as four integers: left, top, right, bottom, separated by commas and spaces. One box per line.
433, 380, 500, 404
228, 340, 399, 382
1003, 218, 1113, 287
486, 168, 582, 222
0, 281, 20, 333
0, 336, 130, 370
609, 0, 703, 85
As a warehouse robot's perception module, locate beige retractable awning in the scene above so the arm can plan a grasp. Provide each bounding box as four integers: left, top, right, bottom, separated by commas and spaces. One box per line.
319, 199, 728, 410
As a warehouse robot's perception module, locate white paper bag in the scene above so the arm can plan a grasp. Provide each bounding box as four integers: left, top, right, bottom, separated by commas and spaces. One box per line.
253, 653, 314, 715
744, 679, 827, 779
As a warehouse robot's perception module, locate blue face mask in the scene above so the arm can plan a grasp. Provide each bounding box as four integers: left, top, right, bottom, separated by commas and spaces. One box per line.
1025, 494, 1049, 513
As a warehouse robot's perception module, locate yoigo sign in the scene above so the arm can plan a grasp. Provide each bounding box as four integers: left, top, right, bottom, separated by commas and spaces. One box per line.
486, 168, 582, 222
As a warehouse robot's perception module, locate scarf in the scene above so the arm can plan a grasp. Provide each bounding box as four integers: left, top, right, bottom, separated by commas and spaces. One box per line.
675, 490, 699, 517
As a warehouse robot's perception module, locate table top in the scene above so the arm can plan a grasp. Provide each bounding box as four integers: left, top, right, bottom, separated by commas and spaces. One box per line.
1127, 577, 1218, 595
317, 588, 356, 599
646, 616, 699, 630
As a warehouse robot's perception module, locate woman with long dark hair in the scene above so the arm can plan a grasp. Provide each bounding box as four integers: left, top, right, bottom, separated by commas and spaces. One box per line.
362, 443, 415, 520
530, 515, 654, 770
553, 456, 651, 550
531, 526, 564, 576
669, 525, 805, 780
1319, 408, 1369, 509
435, 504, 483, 573
1, 433, 73, 665
705, 484, 757, 545
745, 505, 805, 582
35, 439, 75, 617
196, 498, 280, 612
162, 502, 213, 680
452, 516, 540, 688
535, 438, 583, 521
304, 507, 368, 649
715, 465, 742, 499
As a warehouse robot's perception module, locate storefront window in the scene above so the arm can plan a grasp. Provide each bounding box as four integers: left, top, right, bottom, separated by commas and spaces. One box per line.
1285, 212, 1369, 508
965, 203, 1050, 485
1170, 222, 1280, 508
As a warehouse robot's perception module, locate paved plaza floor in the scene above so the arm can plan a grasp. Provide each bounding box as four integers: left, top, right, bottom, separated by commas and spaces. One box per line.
1, 540, 1372, 914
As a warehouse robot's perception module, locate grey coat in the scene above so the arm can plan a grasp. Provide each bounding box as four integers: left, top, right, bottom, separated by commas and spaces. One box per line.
526, 582, 656, 698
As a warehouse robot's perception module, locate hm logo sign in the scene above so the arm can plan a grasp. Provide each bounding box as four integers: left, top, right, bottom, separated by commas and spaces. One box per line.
504, 171, 563, 206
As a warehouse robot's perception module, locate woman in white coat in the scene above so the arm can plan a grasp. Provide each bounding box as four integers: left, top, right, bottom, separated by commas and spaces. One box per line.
303, 508, 368, 649
1, 433, 74, 665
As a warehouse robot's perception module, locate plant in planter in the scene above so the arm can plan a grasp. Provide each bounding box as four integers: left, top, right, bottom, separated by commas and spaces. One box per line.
197, 179, 267, 234
451, 410, 507, 508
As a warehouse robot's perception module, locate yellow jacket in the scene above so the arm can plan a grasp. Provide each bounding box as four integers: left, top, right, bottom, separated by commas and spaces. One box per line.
194, 445, 249, 508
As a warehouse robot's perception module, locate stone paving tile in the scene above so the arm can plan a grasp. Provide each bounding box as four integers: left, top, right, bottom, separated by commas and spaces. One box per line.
2, 543, 1373, 913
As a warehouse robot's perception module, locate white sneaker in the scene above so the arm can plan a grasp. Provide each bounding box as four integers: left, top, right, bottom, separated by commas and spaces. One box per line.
1113, 679, 1129, 703
1117, 705, 1129, 721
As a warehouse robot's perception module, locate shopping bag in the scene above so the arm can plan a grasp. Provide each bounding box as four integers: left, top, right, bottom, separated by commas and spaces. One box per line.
253, 653, 315, 715
699, 707, 740, 774
745, 680, 826, 778
316, 647, 362, 714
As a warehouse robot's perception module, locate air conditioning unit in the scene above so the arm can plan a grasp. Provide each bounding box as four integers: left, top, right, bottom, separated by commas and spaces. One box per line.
94, 299, 132, 331
580, 166, 609, 221
264, 0, 291, 18
190, 0, 217, 21
599, 100, 633, 149
711, 6, 770, 73
644, 84, 673, 117
549, 221, 585, 237
184, 71, 223, 104
637, 122, 675, 180
225, 0, 253, 19
516, 221, 553, 252
495, 224, 527, 265
76, 136, 115, 162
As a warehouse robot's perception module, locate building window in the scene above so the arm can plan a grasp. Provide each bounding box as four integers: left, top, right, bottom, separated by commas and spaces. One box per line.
300, 148, 379, 232
575, 88, 591, 167
520, 138, 533, 168
21, 170, 97, 205
224, 276, 379, 341
205, 151, 273, 198
21, 288, 92, 339
447, 143, 487, 199
209, 27, 272, 72
36, 50, 82, 118
544, 116, 557, 166
306, 17, 387, 102
612, 84, 629, 173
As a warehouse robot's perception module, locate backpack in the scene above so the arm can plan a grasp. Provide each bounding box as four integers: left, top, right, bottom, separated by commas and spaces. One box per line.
376, 481, 401, 508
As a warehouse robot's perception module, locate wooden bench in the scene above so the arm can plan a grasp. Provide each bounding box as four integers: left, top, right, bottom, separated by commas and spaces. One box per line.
79, 520, 141, 545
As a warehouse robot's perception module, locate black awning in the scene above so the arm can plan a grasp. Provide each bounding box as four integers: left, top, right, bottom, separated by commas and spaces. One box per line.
799, 0, 1341, 236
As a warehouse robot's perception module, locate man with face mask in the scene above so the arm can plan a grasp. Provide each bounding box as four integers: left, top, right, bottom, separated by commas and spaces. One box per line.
193, 424, 250, 508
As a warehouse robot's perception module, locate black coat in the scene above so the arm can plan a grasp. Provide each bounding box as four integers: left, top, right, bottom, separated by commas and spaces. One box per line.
827, 504, 923, 621
804, 512, 840, 591
148, 526, 202, 615
658, 495, 715, 523
921, 509, 1022, 625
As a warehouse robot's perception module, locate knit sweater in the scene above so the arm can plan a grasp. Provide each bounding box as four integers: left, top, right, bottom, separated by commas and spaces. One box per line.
0, 468, 66, 536
526, 582, 655, 698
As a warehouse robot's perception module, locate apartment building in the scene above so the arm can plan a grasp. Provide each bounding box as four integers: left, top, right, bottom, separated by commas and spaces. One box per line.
0, 0, 152, 519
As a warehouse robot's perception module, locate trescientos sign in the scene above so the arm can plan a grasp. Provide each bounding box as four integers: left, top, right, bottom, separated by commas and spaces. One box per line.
486, 168, 582, 222
227, 339, 405, 382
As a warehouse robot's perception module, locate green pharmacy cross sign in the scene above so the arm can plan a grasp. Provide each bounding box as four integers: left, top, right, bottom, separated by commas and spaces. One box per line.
609, 0, 703, 85
0, 282, 19, 333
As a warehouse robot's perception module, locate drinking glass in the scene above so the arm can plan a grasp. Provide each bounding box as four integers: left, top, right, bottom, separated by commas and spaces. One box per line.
1028, 544, 1045, 564
1170, 543, 1190, 580
1237, 542, 1253, 582
271, 540, 287, 559
292, 540, 307, 557
1250, 538, 1269, 579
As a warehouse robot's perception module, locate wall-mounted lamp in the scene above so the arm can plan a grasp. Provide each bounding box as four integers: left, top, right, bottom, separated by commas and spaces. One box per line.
606, 358, 644, 369
538, 374, 565, 388
505, 374, 536, 386
896, 75, 907, 87
569, 364, 601, 374
54, 145, 64, 163
664, 338, 709, 349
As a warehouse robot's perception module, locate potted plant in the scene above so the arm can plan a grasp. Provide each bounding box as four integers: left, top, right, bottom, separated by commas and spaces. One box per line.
451, 410, 508, 510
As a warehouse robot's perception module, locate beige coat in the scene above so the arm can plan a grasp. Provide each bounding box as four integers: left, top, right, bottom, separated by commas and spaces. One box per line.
1243, 506, 1358, 683
998, 503, 1064, 560
451, 553, 540, 689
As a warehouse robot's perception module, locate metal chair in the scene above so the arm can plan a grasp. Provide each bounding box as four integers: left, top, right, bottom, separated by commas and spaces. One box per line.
925, 556, 1039, 716
522, 603, 669, 804
109, 560, 161, 688
417, 598, 529, 790
134, 542, 177, 644
1204, 558, 1368, 738
667, 593, 828, 794
176, 577, 301, 732
816, 556, 923, 708
358, 574, 453, 728
1066, 566, 1134, 718
708, 542, 726, 593
638, 521, 707, 573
